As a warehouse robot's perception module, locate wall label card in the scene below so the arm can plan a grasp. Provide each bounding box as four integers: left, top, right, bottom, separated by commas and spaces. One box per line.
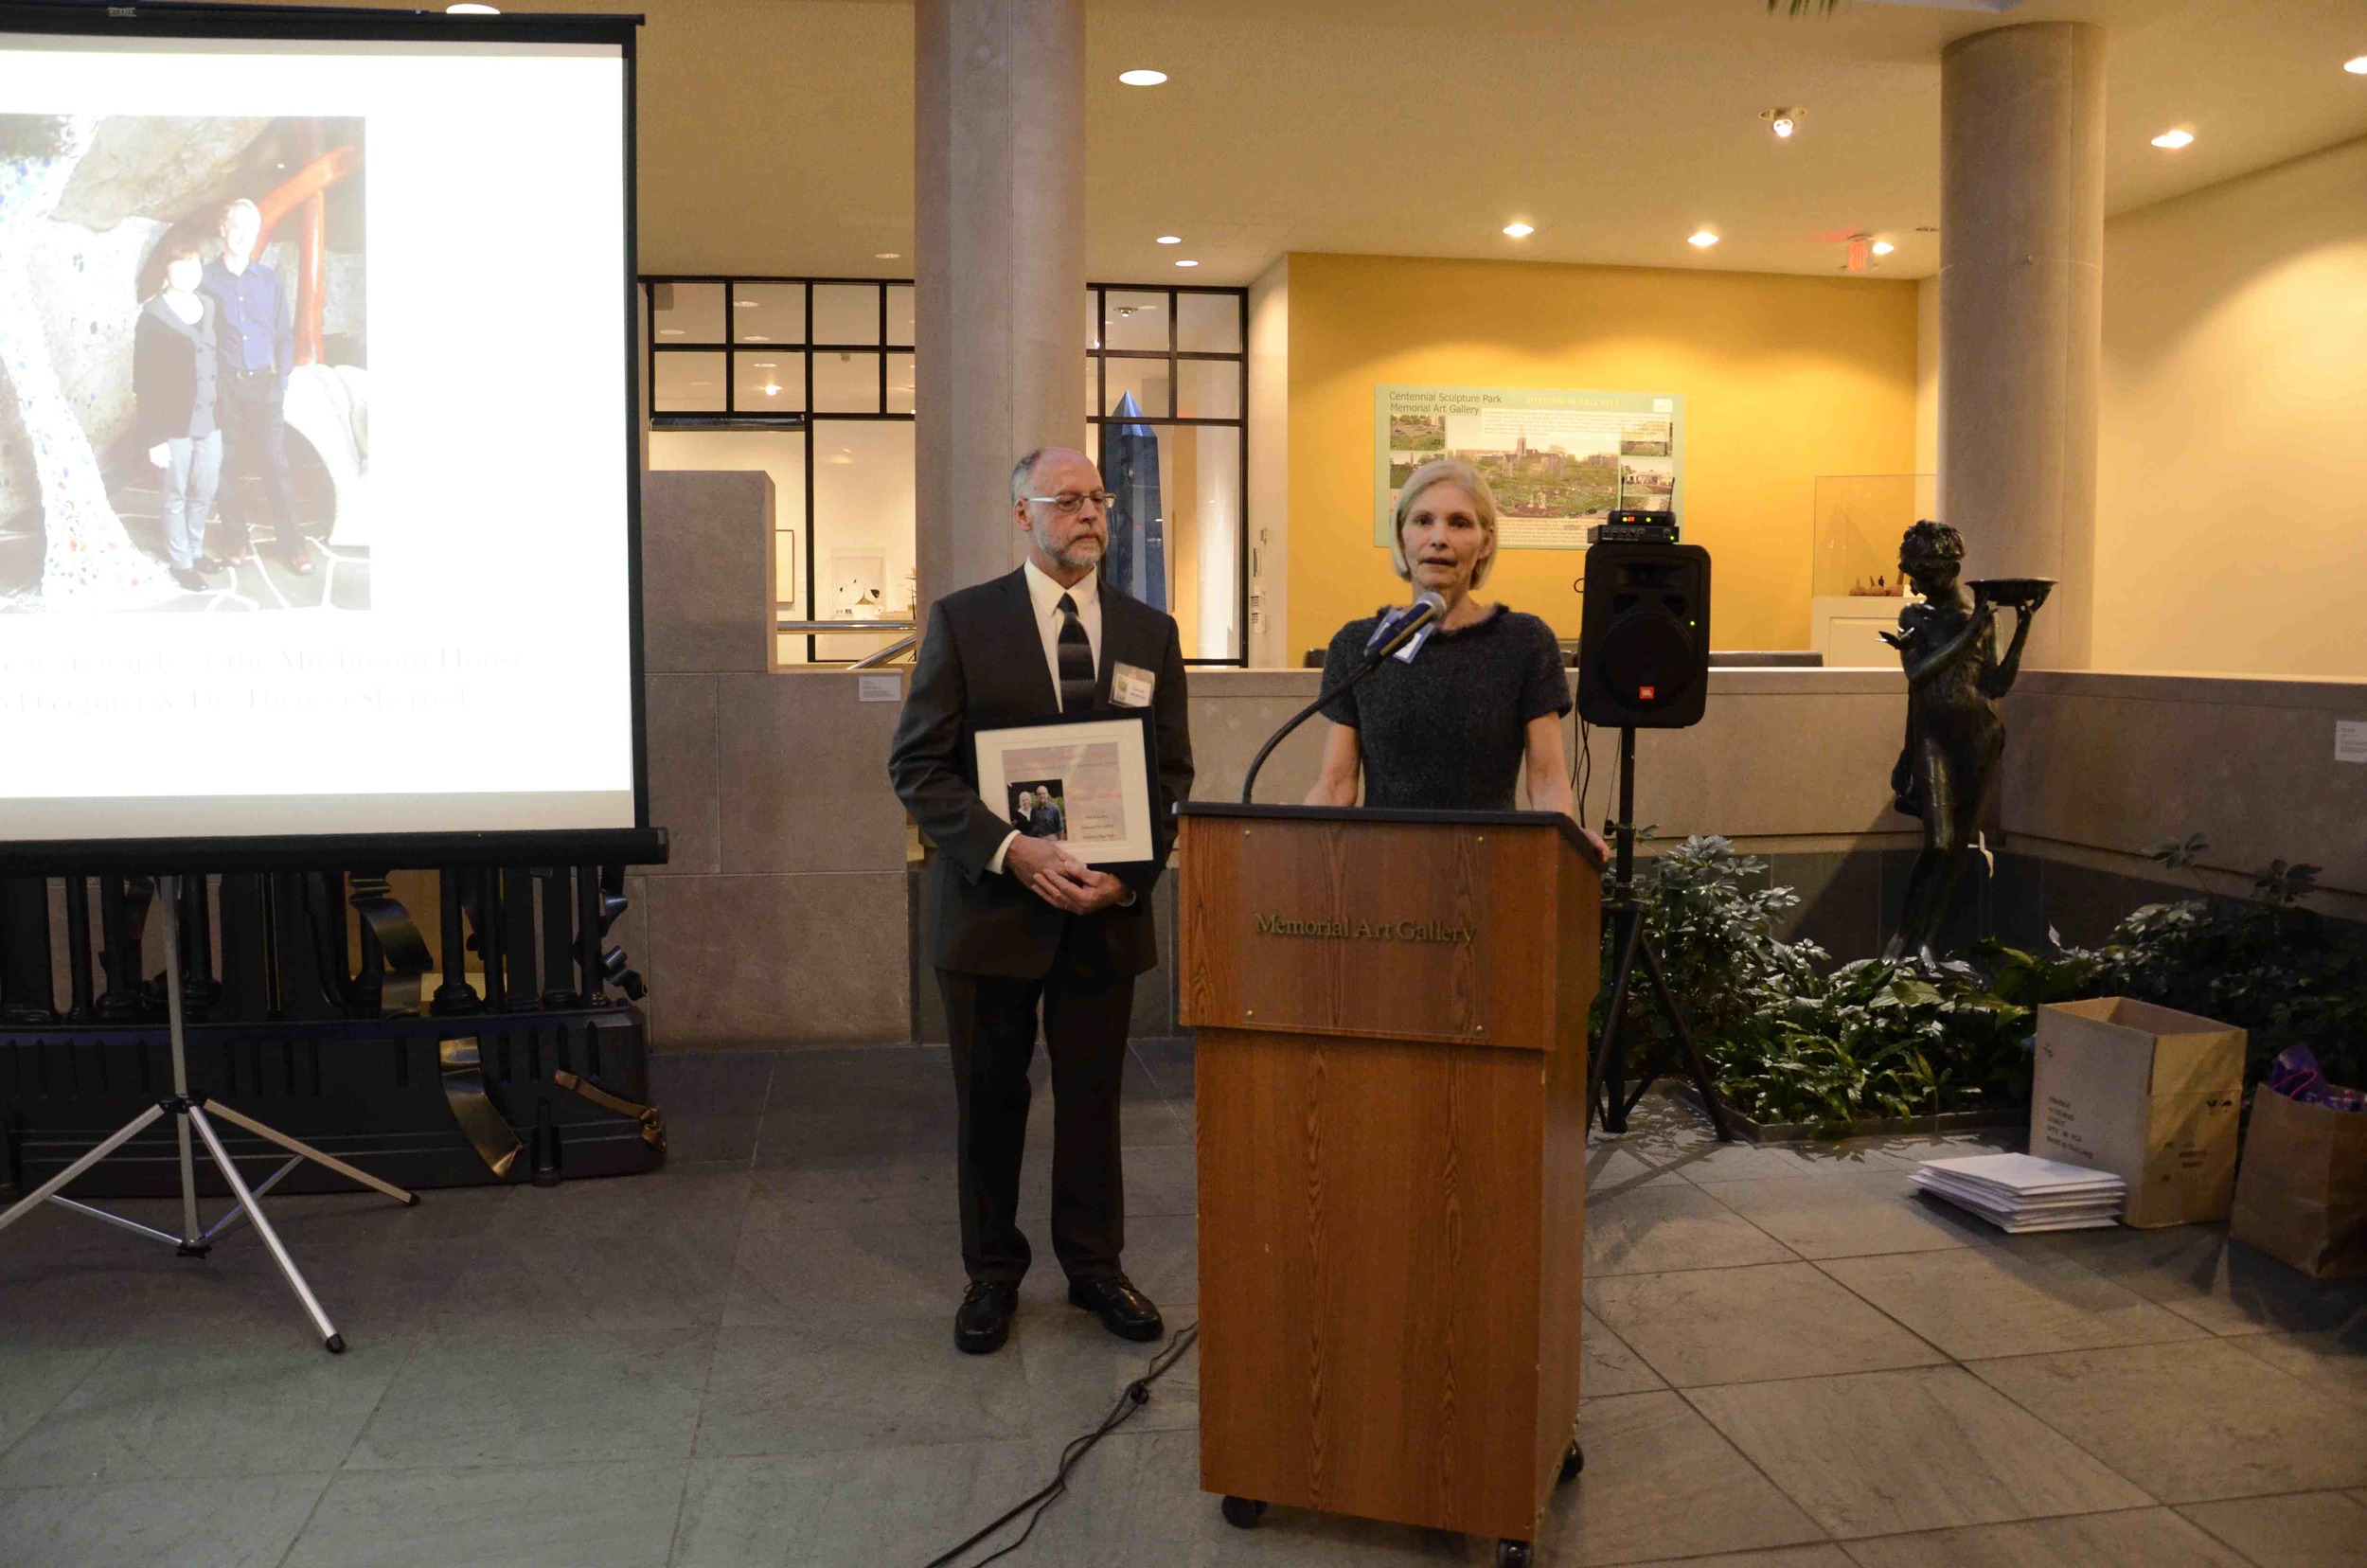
1375, 385, 1684, 551
2337, 720, 2367, 764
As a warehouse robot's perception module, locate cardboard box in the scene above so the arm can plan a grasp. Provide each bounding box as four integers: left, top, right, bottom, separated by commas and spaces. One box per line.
2230, 1087, 2367, 1278
2032, 998, 2245, 1228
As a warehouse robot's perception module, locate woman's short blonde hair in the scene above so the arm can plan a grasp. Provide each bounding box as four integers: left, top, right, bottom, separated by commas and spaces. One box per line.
1389, 458, 1500, 590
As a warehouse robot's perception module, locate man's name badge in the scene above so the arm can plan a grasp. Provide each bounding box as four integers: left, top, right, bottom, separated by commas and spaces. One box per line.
1111, 663, 1155, 707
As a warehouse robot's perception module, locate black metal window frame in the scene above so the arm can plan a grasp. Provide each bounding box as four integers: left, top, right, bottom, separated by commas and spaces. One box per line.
1088, 282, 1251, 667
643, 276, 915, 664
642, 275, 1252, 667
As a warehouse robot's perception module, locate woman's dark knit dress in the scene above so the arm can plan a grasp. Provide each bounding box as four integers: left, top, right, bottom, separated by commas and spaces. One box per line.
1320, 604, 1572, 811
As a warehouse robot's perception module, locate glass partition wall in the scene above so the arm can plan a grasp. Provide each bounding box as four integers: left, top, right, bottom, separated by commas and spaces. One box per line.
1087, 285, 1248, 665
647, 278, 917, 666
644, 276, 1248, 666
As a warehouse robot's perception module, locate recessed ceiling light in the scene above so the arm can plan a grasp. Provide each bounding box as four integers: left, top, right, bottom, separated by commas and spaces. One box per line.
1687, 230, 1719, 248
446, 3, 499, 11
762, 384, 780, 397
1175, 258, 1199, 268
874, 252, 900, 259
1155, 235, 1183, 244
1761, 107, 1802, 139
734, 299, 756, 307
1871, 240, 1895, 256
1503, 222, 1535, 239
1118, 69, 1166, 86
2344, 55, 2367, 74
2151, 128, 2194, 149
742, 334, 769, 342
658, 328, 685, 336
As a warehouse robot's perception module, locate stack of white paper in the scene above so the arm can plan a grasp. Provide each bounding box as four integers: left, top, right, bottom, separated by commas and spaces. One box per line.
1910, 1152, 2126, 1233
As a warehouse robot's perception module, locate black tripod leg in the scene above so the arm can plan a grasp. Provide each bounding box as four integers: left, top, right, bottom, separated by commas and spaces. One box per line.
1587, 907, 1646, 1133
1630, 938, 1733, 1142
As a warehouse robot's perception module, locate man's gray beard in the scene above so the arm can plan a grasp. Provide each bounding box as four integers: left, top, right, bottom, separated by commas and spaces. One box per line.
1049, 538, 1104, 574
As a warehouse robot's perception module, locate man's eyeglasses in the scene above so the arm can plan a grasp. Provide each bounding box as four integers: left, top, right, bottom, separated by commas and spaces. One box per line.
1025, 491, 1116, 515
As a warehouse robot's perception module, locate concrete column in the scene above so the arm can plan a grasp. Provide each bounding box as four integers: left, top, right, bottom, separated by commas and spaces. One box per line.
913, 0, 1087, 616
1938, 22, 2105, 668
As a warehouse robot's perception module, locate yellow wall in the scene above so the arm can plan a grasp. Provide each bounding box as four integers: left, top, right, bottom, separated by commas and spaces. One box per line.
1284, 252, 1919, 659
2095, 136, 2367, 678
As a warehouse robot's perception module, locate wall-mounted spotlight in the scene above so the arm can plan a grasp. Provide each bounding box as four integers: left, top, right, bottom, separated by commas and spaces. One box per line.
1761, 107, 1803, 139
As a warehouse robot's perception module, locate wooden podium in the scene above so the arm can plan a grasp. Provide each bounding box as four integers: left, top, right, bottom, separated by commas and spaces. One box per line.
1177, 802, 1599, 1564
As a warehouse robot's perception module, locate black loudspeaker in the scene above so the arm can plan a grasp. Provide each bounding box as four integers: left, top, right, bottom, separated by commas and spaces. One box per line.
1577, 541, 1712, 728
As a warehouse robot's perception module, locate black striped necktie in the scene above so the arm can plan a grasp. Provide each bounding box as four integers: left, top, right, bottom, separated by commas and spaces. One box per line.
1055, 592, 1095, 714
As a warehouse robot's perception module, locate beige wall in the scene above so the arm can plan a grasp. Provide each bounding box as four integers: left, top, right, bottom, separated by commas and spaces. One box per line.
1914, 275, 1941, 485
637, 472, 912, 1049
1194, 667, 2367, 918
2094, 134, 2367, 678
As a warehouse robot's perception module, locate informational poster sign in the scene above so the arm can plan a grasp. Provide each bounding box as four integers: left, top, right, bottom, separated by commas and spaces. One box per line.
1375, 385, 1684, 550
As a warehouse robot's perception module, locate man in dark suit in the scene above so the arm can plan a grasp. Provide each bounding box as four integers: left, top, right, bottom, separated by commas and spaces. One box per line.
888, 446, 1193, 1355
201, 198, 313, 576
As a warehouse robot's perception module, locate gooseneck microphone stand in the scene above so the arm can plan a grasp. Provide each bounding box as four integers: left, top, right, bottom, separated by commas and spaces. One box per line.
1585, 728, 1732, 1139
1239, 595, 1444, 803
0, 874, 418, 1351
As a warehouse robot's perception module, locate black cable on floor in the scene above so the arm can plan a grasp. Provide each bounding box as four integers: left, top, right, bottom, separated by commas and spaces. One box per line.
921, 1322, 1200, 1568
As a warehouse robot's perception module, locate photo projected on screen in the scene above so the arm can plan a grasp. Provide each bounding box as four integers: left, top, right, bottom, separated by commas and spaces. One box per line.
0, 6, 646, 857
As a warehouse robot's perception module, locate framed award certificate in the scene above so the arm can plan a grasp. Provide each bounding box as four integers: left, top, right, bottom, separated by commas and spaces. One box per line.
973, 709, 1160, 869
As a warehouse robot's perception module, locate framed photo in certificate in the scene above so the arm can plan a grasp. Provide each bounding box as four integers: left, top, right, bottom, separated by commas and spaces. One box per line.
973, 709, 1160, 869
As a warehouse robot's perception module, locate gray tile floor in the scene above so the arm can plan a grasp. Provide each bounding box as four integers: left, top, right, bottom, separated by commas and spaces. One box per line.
2, 1042, 2363, 1566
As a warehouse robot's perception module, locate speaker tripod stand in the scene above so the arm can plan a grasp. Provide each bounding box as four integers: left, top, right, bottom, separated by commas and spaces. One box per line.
1585, 727, 1733, 1140
0, 874, 417, 1352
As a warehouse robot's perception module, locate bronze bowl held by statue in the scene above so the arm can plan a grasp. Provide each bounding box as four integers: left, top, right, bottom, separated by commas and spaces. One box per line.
1967, 576, 2056, 610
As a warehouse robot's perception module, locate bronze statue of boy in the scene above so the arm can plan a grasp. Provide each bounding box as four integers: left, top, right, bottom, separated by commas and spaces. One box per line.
1880, 520, 2051, 965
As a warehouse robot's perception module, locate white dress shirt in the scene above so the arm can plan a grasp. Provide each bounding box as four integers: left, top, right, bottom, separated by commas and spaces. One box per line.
988, 558, 1103, 877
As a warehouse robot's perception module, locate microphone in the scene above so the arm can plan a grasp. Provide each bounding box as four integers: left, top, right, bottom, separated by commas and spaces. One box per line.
1240, 593, 1449, 804
1367, 590, 1446, 663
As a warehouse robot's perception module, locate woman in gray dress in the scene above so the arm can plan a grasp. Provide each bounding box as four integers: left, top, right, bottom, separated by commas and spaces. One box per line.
1305, 458, 1594, 844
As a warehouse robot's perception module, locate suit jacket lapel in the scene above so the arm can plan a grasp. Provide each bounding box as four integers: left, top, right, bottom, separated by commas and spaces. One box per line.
1095, 580, 1120, 705
996, 567, 1061, 718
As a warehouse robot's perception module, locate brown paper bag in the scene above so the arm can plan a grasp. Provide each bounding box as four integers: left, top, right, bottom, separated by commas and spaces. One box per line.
2229, 1087, 2367, 1279
2032, 998, 2245, 1227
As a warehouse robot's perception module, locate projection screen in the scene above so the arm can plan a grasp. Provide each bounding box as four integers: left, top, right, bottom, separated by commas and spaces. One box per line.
0, 5, 650, 864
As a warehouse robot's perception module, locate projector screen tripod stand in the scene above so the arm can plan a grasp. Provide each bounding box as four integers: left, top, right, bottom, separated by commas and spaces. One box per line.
1585, 727, 1732, 1140
0, 874, 417, 1353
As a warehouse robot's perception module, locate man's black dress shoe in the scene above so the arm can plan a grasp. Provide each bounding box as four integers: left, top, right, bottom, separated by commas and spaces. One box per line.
954, 1281, 1018, 1354
169, 566, 207, 592
1068, 1275, 1163, 1343
195, 555, 227, 575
